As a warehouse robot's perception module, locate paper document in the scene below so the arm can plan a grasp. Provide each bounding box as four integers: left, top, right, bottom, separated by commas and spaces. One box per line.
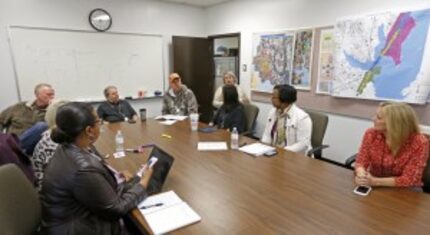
155, 115, 188, 121
197, 142, 228, 151
239, 143, 276, 157
159, 120, 177, 125
139, 191, 201, 234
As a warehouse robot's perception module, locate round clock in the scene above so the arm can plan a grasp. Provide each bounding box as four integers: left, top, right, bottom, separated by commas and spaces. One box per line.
89, 8, 112, 32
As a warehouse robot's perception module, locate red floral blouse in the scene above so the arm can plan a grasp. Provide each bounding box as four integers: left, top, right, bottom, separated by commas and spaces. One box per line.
355, 128, 429, 187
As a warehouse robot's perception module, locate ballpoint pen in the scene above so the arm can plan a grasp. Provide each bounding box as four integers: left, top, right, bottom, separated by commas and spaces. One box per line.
125, 148, 139, 153
139, 203, 164, 209
140, 143, 156, 148
125, 144, 156, 153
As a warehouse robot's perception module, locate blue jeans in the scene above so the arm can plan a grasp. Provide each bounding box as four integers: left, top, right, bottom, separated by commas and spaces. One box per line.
19, 122, 48, 156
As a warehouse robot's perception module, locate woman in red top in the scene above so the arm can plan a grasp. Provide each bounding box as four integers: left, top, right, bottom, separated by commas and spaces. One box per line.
355, 102, 429, 188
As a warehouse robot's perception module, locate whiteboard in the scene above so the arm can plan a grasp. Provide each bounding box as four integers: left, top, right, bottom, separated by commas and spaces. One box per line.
8, 26, 165, 101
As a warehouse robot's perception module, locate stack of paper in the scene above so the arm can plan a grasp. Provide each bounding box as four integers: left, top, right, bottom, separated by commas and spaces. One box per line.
155, 115, 188, 121
159, 120, 177, 125
139, 191, 201, 234
197, 141, 228, 151
238, 143, 276, 157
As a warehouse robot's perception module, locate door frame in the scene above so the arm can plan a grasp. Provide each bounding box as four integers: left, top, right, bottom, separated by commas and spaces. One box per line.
208, 33, 241, 83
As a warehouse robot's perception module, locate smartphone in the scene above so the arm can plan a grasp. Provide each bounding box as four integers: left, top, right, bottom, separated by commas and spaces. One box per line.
353, 185, 372, 196
263, 150, 278, 157
136, 157, 158, 177
147, 156, 158, 168
198, 126, 217, 133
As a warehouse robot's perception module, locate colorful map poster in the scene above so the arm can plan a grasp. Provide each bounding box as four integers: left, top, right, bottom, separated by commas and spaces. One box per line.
316, 28, 335, 94
292, 29, 314, 90
332, 9, 430, 104
251, 32, 294, 92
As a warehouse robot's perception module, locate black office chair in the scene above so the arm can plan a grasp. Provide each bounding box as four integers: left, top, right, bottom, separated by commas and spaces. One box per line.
422, 156, 430, 193
305, 109, 329, 159
242, 103, 259, 138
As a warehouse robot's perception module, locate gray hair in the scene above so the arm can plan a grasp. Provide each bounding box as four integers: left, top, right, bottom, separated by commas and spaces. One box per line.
103, 85, 117, 98
45, 100, 69, 129
223, 71, 237, 83
34, 83, 52, 95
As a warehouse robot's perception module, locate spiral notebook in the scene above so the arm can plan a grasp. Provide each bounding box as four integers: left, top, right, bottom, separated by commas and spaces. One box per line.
139, 191, 201, 234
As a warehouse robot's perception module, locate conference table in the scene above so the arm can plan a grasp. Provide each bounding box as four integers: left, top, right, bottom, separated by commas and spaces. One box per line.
94, 119, 430, 235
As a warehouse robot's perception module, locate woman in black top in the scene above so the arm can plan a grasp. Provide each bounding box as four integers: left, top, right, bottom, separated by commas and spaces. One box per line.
212, 85, 247, 133
40, 102, 152, 235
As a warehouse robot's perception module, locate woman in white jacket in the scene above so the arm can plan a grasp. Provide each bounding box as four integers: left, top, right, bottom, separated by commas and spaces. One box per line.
261, 84, 312, 154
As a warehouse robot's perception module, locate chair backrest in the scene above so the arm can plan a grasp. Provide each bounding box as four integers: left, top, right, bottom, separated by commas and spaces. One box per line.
422, 135, 430, 193
306, 109, 329, 149
243, 103, 259, 135
0, 164, 41, 234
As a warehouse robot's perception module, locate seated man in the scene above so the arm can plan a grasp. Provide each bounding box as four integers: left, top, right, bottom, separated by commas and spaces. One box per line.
261, 84, 312, 153
97, 86, 137, 123
162, 73, 198, 115
0, 83, 55, 136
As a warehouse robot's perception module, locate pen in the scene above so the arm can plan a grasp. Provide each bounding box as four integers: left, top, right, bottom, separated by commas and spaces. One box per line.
139, 203, 164, 209
140, 143, 155, 148
125, 148, 139, 153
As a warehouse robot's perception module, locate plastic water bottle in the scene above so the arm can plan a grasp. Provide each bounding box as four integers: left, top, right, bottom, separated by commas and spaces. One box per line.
115, 130, 124, 153
231, 127, 239, 150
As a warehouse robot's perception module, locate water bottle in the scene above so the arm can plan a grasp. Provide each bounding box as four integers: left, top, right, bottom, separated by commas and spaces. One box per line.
115, 130, 124, 153
231, 127, 239, 150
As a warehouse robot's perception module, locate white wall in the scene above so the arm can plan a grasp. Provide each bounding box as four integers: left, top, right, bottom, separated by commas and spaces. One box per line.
205, 0, 430, 162
0, 0, 206, 117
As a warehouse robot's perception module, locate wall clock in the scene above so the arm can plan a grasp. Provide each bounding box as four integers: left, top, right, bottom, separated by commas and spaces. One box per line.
89, 8, 112, 32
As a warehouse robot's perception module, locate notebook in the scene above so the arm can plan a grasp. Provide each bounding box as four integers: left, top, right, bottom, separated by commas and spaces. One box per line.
238, 143, 276, 157
146, 146, 175, 195
139, 191, 201, 235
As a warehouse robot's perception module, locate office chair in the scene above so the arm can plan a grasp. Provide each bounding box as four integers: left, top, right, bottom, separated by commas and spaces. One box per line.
305, 109, 329, 159
0, 164, 41, 234
242, 103, 259, 138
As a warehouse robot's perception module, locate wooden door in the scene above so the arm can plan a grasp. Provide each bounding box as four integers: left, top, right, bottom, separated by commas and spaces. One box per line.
173, 36, 213, 123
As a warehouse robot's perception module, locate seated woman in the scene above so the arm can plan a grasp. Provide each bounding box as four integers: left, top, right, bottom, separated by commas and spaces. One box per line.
212, 71, 249, 108
212, 85, 247, 133
355, 102, 429, 188
261, 84, 312, 153
40, 102, 153, 234
31, 100, 68, 191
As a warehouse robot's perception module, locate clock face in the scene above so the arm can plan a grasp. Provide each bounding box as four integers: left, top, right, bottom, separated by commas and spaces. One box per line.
89, 8, 112, 32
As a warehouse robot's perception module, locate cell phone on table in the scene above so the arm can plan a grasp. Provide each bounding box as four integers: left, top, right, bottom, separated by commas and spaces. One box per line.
353, 185, 372, 196
263, 150, 278, 157
198, 126, 217, 133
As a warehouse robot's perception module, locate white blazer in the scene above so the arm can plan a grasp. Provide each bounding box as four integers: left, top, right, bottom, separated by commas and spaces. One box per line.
261, 104, 312, 154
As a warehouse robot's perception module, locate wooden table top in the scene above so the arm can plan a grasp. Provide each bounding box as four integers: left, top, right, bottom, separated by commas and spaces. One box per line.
94, 119, 430, 235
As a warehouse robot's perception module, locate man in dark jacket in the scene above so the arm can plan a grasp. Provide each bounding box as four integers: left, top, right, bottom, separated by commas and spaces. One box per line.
97, 86, 137, 123
0, 83, 54, 136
